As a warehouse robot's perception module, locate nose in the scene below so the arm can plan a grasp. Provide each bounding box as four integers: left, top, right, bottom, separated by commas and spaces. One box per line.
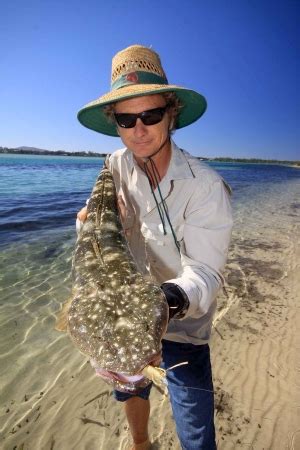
134, 118, 147, 137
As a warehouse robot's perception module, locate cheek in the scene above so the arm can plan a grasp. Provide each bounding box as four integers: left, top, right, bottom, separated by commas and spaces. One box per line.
117, 128, 132, 143
157, 121, 170, 140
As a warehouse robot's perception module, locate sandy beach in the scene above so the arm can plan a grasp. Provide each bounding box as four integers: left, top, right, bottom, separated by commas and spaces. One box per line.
211, 200, 300, 449
1, 167, 299, 450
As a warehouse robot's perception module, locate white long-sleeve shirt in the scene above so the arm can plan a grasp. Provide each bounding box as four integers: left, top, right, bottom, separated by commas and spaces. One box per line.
106, 140, 233, 345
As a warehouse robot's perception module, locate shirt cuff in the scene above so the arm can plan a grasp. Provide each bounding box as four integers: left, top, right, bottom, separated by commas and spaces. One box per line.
166, 271, 220, 320
165, 277, 203, 319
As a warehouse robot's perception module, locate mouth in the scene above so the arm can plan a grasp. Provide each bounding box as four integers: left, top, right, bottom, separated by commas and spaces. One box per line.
134, 141, 152, 146
94, 367, 144, 383
90, 352, 162, 392
93, 366, 151, 393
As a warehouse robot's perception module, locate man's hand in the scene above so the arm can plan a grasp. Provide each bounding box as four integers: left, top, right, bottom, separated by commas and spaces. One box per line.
76, 196, 129, 234
149, 351, 162, 367
77, 206, 88, 222
76, 196, 127, 224
161, 283, 190, 320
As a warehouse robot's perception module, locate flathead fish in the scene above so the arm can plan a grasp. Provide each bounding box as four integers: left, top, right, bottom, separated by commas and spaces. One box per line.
66, 168, 169, 392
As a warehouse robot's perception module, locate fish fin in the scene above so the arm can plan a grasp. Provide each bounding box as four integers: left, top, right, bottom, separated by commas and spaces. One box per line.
55, 297, 73, 332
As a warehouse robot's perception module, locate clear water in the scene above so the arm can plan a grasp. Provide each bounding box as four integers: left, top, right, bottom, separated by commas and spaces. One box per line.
1, 152, 299, 325
1, 154, 299, 247
0, 153, 299, 448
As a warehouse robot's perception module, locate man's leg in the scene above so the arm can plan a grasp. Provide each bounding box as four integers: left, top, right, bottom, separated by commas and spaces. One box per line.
124, 397, 150, 448
113, 384, 152, 450
162, 340, 216, 450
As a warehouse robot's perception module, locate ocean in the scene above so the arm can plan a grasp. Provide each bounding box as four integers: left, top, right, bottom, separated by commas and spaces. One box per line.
0, 153, 299, 449
1, 153, 299, 333
1, 153, 299, 248
1, 154, 299, 297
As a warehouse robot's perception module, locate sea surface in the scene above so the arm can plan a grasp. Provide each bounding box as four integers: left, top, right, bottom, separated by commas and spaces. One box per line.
1, 154, 299, 292
1, 152, 299, 327
1, 153, 299, 248
0, 153, 300, 448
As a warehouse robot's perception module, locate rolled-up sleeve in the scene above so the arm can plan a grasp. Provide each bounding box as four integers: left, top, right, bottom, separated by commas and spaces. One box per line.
167, 179, 233, 320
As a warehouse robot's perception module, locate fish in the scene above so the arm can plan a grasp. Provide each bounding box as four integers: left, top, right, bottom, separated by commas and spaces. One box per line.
64, 168, 169, 393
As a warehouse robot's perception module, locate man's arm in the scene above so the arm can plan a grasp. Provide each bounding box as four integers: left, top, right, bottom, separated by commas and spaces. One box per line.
163, 178, 233, 320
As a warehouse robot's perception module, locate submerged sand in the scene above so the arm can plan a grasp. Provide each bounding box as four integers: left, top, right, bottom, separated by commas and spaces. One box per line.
1, 195, 299, 449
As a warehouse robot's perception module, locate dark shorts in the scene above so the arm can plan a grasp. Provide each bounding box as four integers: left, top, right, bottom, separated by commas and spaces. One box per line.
113, 379, 153, 401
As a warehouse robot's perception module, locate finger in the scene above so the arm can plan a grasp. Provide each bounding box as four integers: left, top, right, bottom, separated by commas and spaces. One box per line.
76, 218, 83, 234
117, 195, 126, 208
149, 351, 162, 367
117, 195, 127, 222
77, 206, 88, 221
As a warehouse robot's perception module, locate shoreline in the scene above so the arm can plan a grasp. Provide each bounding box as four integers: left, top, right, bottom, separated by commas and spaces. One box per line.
0, 164, 299, 449
1, 150, 299, 166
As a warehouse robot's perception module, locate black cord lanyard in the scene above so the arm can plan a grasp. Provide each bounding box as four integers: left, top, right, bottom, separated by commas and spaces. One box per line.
143, 158, 180, 253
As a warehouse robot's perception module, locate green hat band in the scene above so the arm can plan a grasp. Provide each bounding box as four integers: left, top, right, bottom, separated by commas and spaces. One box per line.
112, 71, 168, 90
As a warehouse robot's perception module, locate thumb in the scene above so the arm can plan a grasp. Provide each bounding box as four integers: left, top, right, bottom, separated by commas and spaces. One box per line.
117, 195, 127, 223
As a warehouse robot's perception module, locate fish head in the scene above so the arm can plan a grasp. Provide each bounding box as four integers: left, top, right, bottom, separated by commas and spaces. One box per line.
68, 275, 168, 367
68, 276, 168, 391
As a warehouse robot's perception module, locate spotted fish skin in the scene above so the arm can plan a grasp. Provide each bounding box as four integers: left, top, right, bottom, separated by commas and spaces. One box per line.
68, 168, 168, 379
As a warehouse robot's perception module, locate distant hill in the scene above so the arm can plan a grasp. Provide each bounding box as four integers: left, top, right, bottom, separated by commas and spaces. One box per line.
15, 146, 50, 152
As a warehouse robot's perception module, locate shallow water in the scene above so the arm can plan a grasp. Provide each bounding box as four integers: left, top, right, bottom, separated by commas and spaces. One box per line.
0, 154, 299, 448
1, 154, 299, 315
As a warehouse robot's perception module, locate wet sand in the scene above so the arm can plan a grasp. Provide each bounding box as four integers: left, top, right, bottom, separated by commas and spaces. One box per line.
1, 198, 299, 449
212, 216, 300, 449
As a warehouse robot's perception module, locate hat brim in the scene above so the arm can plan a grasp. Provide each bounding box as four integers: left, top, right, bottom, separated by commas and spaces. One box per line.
77, 84, 207, 136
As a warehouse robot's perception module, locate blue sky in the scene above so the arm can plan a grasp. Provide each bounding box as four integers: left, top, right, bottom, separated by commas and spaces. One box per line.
1, 0, 299, 160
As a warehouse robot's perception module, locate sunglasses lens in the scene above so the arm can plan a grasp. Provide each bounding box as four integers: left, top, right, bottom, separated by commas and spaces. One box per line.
142, 109, 165, 125
114, 107, 167, 129
115, 114, 136, 128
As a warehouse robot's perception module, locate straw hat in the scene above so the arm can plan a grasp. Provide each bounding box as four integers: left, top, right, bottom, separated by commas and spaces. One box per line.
77, 45, 207, 136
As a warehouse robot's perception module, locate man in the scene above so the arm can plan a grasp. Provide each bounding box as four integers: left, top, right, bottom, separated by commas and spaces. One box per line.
77, 45, 233, 450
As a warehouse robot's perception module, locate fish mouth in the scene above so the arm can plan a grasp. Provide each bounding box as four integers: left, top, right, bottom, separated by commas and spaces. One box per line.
94, 367, 144, 383
90, 351, 162, 392
93, 366, 150, 393
90, 358, 145, 386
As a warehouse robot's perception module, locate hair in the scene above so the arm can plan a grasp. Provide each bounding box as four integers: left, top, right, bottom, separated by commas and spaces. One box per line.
103, 92, 183, 133
162, 92, 182, 132
103, 103, 117, 124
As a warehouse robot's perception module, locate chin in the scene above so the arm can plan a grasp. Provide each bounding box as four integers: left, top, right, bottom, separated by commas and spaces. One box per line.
132, 147, 155, 159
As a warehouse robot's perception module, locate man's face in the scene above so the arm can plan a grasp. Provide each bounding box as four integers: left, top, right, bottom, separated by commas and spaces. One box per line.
114, 94, 172, 160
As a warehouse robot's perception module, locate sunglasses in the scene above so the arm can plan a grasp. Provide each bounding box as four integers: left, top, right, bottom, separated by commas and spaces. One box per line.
114, 106, 169, 129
